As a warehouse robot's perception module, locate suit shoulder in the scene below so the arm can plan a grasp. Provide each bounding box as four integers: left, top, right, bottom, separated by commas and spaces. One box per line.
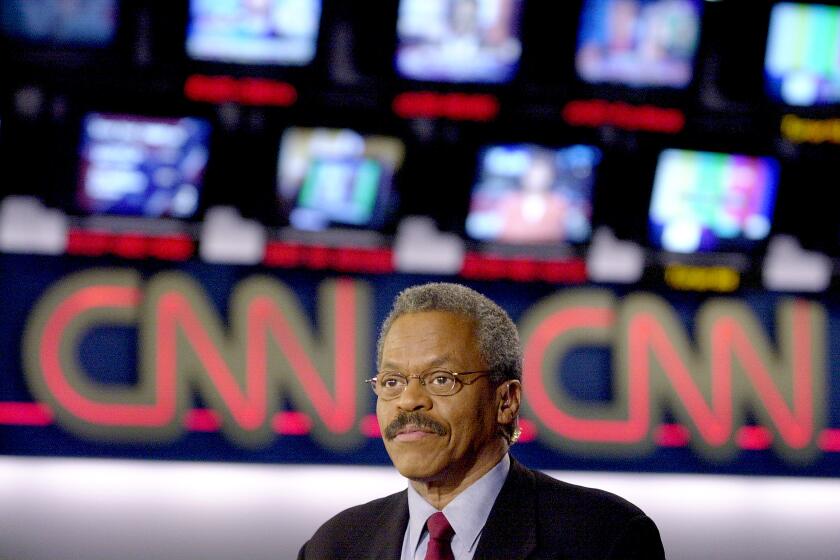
531, 468, 647, 522
314, 490, 404, 536
299, 490, 406, 559
525, 469, 664, 557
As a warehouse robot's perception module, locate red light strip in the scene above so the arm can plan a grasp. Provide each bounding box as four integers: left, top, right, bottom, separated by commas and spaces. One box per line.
67, 230, 194, 261
359, 414, 381, 438
736, 426, 774, 451
151, 408, 313, 435
66, 230, 111, 255
654, 423, 691, 447
461, 253, 587, 283
817, 429, 840, 452
0, 402, 53, 426
175, 409, 312, 435
67, 233, 589, 281
393, 91, 500, 121
272, 411, 312, 435
184, 409, 221, 432
562, 99, 685, 134
185, 74, 297, 107
1, 402, 837, 452
263, 242, 394, 274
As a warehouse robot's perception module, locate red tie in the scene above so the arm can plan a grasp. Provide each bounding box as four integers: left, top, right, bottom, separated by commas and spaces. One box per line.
424, 512, 455, 560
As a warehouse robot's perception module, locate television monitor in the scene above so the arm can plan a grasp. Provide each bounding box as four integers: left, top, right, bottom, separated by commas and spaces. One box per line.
0, 0, 118, 47
185, 0, 322, 66
77, 113, 211, 219
465, 144, 601, 244
395, 0, 524, 83
765, 2, 840, 107
648, 149, 780, 253
277, 128, 405, 231
575, 0, 703, 88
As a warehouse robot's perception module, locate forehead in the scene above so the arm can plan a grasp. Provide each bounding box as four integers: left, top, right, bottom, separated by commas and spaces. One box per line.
380, 310, 481, 369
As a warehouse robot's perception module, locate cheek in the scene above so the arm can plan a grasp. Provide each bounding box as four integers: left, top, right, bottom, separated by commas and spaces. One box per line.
466, 401, 497, 442
375, 400, 390, 430
444, 403, 489, 446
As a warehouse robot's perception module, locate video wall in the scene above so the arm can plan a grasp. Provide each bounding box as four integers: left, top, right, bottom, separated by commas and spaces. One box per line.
0, 0, 838, 274
2, 0, 840, 477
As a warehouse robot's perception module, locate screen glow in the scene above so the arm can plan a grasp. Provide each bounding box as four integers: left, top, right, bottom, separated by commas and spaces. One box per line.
466, 144, 601, 244
0, 0, 117, 47
395, 0, 523, 83
576, 0, 703, 88
186, 0, 322, 66
765, 3, 840, 106
649, 149, 779, 253
277, 128, 405, 231
77, 113, 211, 219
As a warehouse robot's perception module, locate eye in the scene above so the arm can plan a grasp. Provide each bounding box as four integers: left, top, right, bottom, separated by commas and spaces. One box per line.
427, 371, 455, 386
380, 374, 405, 389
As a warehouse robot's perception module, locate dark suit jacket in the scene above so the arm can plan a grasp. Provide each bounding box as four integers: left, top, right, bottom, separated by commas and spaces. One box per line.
298, 457, 665, 559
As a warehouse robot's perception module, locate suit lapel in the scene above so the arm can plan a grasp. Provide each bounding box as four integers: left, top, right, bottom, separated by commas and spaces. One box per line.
473, 457, 538, 560
348, 458, 537, 559
349, 489, 409, 560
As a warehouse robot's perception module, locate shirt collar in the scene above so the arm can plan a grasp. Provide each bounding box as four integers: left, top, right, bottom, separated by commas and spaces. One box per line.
406, 453, 511, 556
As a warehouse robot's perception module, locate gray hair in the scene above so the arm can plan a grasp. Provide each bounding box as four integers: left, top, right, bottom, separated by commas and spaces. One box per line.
376, 283, 522, 441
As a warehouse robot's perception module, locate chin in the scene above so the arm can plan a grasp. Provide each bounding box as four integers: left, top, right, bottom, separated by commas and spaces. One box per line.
394, 460, 446, 482
386, 443, 446, 481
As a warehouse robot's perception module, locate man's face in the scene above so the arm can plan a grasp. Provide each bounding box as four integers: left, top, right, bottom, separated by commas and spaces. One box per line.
376, 310, 502, 483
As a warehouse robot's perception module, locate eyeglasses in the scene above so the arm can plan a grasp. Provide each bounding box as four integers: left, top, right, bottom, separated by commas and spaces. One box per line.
364, 369, 492, 400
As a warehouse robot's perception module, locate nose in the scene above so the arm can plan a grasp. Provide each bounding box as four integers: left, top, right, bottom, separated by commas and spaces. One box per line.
396, 376, 432, 411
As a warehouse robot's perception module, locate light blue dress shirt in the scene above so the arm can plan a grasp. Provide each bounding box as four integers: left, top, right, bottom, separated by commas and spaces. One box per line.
400, 454, 510, 560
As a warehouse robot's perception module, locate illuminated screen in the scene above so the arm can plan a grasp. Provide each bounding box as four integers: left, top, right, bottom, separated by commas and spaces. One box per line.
186, 0, 322, 65
765, 3, 840, 106
575, 0, 702, 88
277, 128, 405, 231
648, 149, 780, 253
0, 0, 117, 47
77, 113, 211, 219
395, 0, 523, 83
465, 144, 601, 244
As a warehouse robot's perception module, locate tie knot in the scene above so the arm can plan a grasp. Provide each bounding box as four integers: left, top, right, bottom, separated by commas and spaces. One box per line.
426, 512, 454, 541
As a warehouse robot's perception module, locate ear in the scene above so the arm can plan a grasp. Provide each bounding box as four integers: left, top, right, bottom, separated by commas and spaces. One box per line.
496, 380, 521, 426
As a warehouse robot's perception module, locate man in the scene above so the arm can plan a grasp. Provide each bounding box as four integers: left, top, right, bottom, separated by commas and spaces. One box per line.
299, 283, 665, 559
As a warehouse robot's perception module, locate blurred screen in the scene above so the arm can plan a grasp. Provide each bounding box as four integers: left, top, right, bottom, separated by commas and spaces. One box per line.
277, 128, 405, 231
186, 0, 322, 65
395, 0, 523, 83
0, 0, 118, 47
649, 149, 779, 253
765, 2, 840, 107
576, 0, 702, 88
77, 113, 211, 219
465, 144, 601, 244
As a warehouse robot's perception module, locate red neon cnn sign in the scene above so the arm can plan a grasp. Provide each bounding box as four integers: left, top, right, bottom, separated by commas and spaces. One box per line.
20, 271, 828, 463
519, 291, 825, 463
23, 271, 367, 450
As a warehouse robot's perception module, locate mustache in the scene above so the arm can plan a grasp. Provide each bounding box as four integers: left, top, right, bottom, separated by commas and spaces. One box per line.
383, 411, 448, 440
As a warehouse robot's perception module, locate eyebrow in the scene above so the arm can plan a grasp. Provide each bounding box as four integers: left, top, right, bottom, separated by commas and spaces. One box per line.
380, 355, 454, 371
